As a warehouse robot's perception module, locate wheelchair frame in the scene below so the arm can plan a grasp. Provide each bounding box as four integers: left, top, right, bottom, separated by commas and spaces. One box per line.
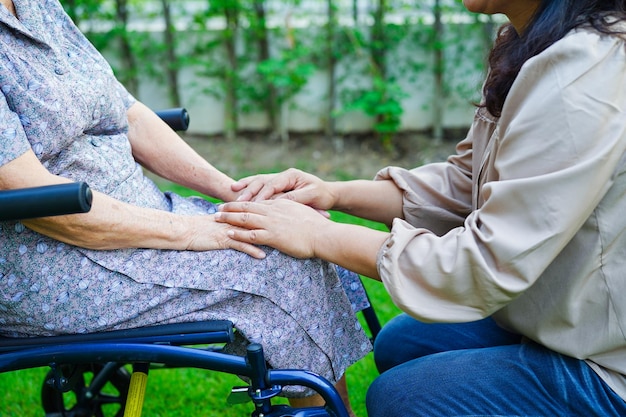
0, 321, 349, 417
0, 108, 380, 417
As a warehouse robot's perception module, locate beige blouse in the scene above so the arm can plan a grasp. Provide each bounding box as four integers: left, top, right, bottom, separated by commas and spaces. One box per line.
376, 25, 626, 398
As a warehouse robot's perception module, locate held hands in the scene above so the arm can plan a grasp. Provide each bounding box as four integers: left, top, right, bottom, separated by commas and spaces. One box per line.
231, 168, 335, 211
180, 168, 335, 259
215, 199, 329, 259
220, 168, 336, 259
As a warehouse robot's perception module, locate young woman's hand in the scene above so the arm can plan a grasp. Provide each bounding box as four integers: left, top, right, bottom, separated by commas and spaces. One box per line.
216, 199, 389, 279
216, 199, 330, 259
231, 168, 336, 210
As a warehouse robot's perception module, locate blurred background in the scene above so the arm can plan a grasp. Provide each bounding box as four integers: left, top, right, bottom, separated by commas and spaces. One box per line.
61, 0, 502, 149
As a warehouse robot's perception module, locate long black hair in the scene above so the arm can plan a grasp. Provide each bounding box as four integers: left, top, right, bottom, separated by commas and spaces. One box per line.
483, 0, 626, 117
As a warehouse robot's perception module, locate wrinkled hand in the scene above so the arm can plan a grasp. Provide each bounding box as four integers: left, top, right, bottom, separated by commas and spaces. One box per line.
185, 215, 267, 259
215, 199, 329, 259
231, 168, 334, 210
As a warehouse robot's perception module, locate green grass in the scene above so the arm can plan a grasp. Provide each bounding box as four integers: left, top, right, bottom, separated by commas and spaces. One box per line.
0, 182, 401, 417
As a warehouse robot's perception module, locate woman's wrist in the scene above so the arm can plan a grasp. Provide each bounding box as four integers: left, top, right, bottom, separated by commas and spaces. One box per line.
211, 180, 238, 202
313, 220, 386, 280
327, 181, 348, 211
183, 168, 236, 202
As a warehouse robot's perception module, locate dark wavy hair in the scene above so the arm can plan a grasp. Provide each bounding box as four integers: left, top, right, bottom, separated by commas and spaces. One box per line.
483, 0, 626, 117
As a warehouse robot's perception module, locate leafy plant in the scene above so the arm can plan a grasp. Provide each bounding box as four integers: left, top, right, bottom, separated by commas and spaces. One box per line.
256, 47, 316, 108
60, 0, 494, 145
340, 75, 407, 152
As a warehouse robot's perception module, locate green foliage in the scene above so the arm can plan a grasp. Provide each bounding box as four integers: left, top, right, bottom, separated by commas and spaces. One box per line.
256, 46, 316, 106
59, 0, 104, 26
339, 75, 407, 151
59, 0, 495, 146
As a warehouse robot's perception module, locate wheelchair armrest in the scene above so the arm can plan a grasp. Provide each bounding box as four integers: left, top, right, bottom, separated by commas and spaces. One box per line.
0, 182, 92, 221
0, 320, 234, 353
155, 107, 190, 131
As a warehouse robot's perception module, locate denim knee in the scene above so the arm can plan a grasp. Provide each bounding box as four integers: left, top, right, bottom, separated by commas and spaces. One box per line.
366, 371, 399, 417
373, 313, 435, 373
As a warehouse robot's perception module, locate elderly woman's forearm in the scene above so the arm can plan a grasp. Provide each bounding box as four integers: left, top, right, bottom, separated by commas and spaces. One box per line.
23, 190, 191, 250
0, 149, 191, 250
127, 101, 237, 202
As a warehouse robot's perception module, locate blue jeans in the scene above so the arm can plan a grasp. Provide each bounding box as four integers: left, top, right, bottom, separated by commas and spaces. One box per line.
366, 314, 626, 417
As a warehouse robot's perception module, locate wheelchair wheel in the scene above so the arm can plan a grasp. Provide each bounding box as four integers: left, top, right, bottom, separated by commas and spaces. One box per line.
41, 363, 131, 417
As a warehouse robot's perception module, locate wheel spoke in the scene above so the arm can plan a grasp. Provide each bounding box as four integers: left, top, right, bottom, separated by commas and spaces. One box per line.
93, 393, 124, 405
42, 363, 130, 417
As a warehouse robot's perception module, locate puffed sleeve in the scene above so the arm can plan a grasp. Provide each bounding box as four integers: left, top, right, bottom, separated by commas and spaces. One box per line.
0, 92, 31, 167
376, 28, 626, 322
375, 124, 475, 235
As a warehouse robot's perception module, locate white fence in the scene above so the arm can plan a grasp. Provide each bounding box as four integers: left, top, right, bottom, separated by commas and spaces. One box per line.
90, 1, 495, 136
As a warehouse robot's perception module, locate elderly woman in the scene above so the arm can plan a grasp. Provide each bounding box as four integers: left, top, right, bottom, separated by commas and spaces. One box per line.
0, 0, 370, 412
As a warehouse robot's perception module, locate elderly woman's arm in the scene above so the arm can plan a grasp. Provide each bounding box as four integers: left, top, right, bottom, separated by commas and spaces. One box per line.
127, 101, 239, 202
0, 149, 265, 257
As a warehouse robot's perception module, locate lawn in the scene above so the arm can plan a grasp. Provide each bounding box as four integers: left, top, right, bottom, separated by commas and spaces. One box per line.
0, 183, 402, 417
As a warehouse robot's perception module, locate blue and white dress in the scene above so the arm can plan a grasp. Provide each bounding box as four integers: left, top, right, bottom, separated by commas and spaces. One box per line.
0, 0, 370, 395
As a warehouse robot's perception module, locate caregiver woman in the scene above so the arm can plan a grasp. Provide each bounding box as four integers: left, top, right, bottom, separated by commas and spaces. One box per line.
217, 0, 626, 415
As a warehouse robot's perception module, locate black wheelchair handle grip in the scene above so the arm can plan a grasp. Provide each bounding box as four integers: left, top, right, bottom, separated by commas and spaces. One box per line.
0, 182, 93, 221
155, 107, 190, 132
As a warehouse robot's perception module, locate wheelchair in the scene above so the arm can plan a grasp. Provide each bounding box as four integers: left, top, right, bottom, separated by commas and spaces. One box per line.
0, 108, 381, 417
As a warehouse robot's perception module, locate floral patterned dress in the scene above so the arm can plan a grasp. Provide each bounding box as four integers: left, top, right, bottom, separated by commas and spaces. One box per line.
0, 0, 371, 395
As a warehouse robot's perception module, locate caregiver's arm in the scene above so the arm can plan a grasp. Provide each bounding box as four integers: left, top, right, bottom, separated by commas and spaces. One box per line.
233, 168, 405, 226
217, 198, 389, 279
